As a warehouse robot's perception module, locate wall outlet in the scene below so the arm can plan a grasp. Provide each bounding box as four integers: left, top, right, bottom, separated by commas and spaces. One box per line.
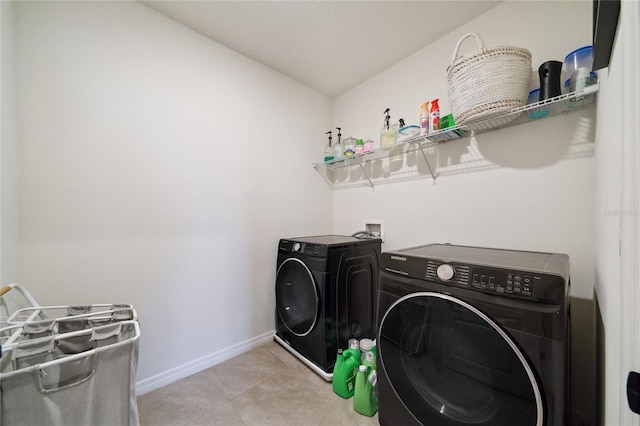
364, 220, 384, 242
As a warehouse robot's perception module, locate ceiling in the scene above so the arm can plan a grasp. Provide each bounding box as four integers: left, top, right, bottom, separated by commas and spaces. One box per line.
140, 1, 502, 98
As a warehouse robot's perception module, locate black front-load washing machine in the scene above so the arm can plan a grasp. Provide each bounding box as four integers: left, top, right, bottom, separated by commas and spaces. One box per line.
274, 235, 381, 380
377, 244, 570, 426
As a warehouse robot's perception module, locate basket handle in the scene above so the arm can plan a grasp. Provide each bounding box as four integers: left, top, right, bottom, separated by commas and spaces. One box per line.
451, 32, 486, 65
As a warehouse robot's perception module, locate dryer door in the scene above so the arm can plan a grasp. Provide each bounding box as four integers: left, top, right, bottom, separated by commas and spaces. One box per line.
275, 258, 319, 337
379, 291, 543, 426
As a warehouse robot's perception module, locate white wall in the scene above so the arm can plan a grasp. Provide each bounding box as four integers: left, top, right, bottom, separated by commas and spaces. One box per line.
12, 1, 332, 388
594, 0, 640, 424
332, 1, 596, 423
1, 0, 19, 285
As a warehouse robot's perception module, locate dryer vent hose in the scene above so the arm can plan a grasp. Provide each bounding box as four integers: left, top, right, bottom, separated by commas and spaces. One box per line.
352, 231, 378, 240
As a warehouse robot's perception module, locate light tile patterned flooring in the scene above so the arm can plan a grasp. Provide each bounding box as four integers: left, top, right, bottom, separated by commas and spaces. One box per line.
137, 340, 379, 426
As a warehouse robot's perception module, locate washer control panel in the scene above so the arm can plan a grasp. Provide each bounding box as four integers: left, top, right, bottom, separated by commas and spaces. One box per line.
279, 240, 327, 257
425, 261, 537, 298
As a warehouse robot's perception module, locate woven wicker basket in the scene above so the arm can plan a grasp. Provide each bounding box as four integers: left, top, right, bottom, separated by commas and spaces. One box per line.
447, 33, 532, 130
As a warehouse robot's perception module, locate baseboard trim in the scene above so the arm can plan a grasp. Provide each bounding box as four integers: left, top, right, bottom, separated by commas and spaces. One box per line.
135, 329, 275, 395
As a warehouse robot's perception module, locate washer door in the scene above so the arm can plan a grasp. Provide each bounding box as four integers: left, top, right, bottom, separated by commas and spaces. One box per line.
379, 292, 543, 426
275, 258, 319, 337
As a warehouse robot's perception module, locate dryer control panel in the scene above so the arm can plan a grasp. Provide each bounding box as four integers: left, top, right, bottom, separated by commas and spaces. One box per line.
383, 253, 566, 304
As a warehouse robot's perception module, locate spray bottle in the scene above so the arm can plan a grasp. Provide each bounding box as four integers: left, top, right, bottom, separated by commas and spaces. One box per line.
324, 131, 334, 163
420, 102, 430, 135
429, 99, 440, 133
333, 127, 343, 161
380, 108, 397, 148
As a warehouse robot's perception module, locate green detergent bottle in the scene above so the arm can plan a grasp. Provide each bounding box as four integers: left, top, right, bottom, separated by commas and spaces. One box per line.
353, 365, 378, 416
332, 349, 360, 398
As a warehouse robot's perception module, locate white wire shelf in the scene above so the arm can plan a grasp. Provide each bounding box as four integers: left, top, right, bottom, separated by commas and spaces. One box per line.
313, 83, 599, 189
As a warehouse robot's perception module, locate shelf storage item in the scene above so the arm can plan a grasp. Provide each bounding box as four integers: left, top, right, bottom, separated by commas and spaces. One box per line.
447, 32, 532, 130
313, 83, 599, 189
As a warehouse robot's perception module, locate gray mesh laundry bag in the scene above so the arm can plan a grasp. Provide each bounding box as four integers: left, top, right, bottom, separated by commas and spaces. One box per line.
0, 320, 140, 426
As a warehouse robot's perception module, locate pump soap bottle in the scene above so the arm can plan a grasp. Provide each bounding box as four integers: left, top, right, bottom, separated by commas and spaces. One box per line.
324, 131, 334, 163
380, 108, 397, 149
333, 127, 343, 161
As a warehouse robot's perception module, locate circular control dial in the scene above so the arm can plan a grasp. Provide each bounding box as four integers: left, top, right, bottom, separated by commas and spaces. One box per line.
293, 242, 301, 252
437, 264, 455, 281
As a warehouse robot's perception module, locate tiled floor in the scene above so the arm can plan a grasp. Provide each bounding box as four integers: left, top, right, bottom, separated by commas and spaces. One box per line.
137, 340, 379, 426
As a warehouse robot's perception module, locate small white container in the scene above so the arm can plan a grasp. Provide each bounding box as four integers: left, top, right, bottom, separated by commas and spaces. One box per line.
397, 125, 420, 142
343, 137, 356, 158
562, 45, 593, 91
564, 71, 596, 94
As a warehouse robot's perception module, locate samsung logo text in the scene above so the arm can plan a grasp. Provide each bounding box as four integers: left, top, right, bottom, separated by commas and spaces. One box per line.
390, 256, 407, 261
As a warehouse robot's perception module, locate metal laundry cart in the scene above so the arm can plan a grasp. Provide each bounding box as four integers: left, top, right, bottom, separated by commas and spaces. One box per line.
0, 284, 141, 426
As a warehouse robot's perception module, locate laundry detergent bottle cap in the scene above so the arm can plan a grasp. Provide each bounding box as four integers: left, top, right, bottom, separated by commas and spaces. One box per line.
349, 338, 359, 351
359, 338, 374, 352
363, 350, 376, 370
359, 338, 374, 361
345, 339, 362, 364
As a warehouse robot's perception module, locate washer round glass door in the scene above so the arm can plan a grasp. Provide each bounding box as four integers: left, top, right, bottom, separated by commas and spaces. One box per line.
379, 292, 543, 426
275, 258, 319, 337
